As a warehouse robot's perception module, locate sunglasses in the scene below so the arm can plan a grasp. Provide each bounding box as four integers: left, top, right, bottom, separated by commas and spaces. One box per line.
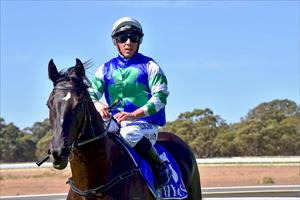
116, 33, 140, 43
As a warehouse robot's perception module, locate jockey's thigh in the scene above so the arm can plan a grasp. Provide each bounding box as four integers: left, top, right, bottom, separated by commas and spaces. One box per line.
120, 120, 159, 147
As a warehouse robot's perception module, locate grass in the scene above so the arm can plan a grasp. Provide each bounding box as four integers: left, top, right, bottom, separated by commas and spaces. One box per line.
262, 176, 275, 184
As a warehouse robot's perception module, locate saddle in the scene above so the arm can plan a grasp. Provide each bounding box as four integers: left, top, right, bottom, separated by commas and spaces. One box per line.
109, 132, 188, 199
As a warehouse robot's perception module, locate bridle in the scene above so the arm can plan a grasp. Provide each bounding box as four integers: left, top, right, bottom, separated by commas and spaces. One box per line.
52, 84, 140, 198
53, 85, 107, 151
36, 83, 107, 166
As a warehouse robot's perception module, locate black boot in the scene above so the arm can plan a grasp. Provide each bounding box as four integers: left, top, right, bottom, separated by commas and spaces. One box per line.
134, 137, 172, 187
147, 146, 172, 186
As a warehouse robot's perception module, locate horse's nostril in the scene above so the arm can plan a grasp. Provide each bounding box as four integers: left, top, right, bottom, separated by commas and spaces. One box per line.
51, 149, 61, 157
51, 150, 60, 160
51, 148, 69, 170
51, 148, 69, 160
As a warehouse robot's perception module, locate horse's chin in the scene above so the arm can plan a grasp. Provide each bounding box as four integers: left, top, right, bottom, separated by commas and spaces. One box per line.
53, 158, 68, 170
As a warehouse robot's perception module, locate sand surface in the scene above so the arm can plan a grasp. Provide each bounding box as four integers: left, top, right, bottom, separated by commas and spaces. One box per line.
1, 165, 299, 196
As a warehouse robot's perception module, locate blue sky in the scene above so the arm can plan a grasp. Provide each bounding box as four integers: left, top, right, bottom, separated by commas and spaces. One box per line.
1, 1, 299, 129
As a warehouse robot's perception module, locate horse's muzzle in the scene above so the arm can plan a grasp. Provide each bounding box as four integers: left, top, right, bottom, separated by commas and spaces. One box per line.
50, 148, 69, 170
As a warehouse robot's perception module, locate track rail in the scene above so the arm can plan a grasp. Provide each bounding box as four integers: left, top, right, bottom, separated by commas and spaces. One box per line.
202, 185, 300, 198
1, 157, 299, 169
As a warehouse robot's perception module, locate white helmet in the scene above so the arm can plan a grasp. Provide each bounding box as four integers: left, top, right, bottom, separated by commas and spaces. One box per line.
111, 17, 144, 44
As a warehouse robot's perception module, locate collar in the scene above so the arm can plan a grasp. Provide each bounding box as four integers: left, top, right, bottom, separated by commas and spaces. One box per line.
117, 53, 141, 67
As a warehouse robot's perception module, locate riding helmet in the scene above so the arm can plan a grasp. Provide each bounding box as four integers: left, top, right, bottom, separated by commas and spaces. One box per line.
111, 17, 144, 44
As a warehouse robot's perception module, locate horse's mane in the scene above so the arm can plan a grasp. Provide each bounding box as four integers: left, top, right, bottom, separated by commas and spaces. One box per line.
55, 60, 93, 88
53, 59, 104, 126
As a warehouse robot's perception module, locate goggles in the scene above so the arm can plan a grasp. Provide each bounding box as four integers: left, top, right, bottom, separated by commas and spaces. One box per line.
115, 33, 140, 43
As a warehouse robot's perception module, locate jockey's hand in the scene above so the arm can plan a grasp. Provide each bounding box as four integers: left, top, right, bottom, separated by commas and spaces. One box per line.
94, 102, 110, 120
114, 112, 136, 123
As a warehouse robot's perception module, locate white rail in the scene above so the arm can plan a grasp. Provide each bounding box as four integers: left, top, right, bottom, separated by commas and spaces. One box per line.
197, 156, 300, 165
1, 156, 299, 169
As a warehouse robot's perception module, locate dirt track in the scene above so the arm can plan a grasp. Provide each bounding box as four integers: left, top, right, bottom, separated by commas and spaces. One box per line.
0, 165, 299, 196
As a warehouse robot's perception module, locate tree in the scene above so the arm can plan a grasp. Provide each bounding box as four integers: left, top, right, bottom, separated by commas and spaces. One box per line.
214, 126, 241, 157
0, 122, 24, 162
162, 108, 227, 157
0, 118, 51, 162
36, 131, 51, 158
15, 134, 37, 162
0, 117, 5, 131
245, 99, 297, 123
278, 114, 300, 155
30, 119, 51, 143
1, 98, 298, 162
233, 120, 267, 156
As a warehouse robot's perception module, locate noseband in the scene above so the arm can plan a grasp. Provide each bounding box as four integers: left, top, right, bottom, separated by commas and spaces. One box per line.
36, 83, 106, 166
54, 85, 140, 198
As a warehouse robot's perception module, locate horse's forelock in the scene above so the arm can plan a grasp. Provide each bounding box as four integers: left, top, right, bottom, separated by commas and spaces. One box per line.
53, 60, 92, 88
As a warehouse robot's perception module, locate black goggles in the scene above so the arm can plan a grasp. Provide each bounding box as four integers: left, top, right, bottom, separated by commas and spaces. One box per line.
115, 33, 140, 43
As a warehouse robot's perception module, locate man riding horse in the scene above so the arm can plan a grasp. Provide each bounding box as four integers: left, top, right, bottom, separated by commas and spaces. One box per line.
88, 16, 172, 187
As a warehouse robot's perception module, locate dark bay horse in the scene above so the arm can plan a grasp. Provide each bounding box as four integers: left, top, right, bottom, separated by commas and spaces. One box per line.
47, 58, 202, 200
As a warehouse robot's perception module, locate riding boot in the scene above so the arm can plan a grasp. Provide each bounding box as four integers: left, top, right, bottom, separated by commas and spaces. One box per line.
133, 137, 172, 187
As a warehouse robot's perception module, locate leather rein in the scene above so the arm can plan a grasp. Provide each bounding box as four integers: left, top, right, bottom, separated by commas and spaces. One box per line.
53, 85, 140, 198
53, 85, 107, 150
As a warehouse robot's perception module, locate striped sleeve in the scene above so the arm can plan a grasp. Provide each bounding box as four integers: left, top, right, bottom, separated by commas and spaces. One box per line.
141, 60, 169, 116
88, 65, 105, 102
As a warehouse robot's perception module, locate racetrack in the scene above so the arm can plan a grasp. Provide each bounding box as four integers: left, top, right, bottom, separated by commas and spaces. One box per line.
1, 157, 299, 199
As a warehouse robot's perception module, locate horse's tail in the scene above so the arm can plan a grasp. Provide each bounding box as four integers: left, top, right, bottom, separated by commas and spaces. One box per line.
188, 153, 202, 200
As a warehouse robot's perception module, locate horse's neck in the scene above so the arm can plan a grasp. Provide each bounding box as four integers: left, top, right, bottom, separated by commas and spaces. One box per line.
70, 137, 114, 190
70, 99, 115, 190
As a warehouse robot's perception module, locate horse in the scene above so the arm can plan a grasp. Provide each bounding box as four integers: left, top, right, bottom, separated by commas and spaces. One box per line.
47, 58, 202, 200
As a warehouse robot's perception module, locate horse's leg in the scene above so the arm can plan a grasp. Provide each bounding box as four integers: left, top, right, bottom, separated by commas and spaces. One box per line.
128, 175, 155, 200
114, 174, 155, 200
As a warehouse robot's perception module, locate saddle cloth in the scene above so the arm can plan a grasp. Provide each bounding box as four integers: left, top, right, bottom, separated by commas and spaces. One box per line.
113, 134, 188, 199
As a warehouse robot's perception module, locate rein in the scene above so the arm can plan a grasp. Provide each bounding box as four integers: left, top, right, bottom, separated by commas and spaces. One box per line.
36, 85, 107, 166
54, 85, 107, 151
52, 85, 140, 198
67, 169, 140, 198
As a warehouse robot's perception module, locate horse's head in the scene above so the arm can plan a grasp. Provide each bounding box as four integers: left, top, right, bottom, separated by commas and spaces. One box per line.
47, 58, 89, 170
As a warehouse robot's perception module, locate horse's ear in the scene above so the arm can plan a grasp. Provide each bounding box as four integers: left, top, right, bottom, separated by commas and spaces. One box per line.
48, 59, 60, 82
75, 58, 85, 78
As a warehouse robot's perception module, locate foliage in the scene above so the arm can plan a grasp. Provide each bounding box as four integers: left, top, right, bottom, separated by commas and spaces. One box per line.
1, 99, 299, 162
162, 99, 299, 157
262, 177, 275, 184
36, 131, 51, 158
0, 118, 50, 163
244, 99, 297, 122
162, 108, 228, 157
30, 119, 51, 143
0, 121, 24, 162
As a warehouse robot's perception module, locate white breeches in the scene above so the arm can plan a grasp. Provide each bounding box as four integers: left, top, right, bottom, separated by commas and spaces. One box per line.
106, 119, 159, 147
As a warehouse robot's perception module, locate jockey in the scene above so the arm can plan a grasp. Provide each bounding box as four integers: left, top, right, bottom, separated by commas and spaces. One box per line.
89, 16, 171, 187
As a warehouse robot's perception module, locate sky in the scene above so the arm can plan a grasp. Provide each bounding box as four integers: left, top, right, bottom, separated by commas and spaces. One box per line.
1, 1, 299, 129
